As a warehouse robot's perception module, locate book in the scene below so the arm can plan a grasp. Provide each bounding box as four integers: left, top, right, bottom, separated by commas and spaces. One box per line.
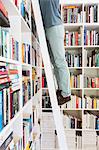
0, 27, 19, 60
63, 5, 82, 23
64, 30, 81, 46
22, 43, 30, 64
84, 28, 99, 45
84, 76, 99, 88
65, 51, 82, 67
21, 0, 31, 28
84, 5, 98, 23
70, 73, 83, 88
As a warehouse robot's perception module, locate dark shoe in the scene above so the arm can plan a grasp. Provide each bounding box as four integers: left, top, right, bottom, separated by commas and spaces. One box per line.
56, 89, 61, 97
56, 90, 71, 106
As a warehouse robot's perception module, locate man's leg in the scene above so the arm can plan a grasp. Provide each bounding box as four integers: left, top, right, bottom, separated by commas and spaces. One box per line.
45, 24, 71, 98
47, 40, 60, 89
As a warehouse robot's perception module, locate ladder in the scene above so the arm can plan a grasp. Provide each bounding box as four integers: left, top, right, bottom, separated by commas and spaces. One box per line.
31, 0, 68, 150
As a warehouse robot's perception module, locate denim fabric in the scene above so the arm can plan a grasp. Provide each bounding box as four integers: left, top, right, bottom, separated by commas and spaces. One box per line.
45, 24, 71, 97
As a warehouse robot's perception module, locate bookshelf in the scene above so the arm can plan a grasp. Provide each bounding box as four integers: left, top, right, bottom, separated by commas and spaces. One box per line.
0, 0, 42, 149
41, 0, 99, 150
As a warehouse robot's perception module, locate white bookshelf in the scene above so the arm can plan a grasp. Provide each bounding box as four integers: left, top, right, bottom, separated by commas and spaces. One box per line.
41, 0, 99, 150
0, 0, 42, 149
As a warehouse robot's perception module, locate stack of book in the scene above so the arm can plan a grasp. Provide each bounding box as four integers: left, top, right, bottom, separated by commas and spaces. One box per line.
9, 64, 20, 119
84, 49, 99, 67
21, 0, 31, 28
63, 5, 83, 23
84, 5, 98, 23
63, 113, 82, 129
64, 30, 82, 46
0, 27, 19, 60
83, 111, 99, 129
70, 73, 83, 88
65, 51, 82, 67
84, 76, 99, 88
22, 43, 30, 64
84, 28, 99, 45
22, 70, 31, 106
0, 62, 20, 131
84, 95, 99, 109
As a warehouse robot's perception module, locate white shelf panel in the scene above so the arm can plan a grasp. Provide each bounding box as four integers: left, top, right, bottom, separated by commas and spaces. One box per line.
42, 108, 52, 111
64, 46, 82, 49
64, 128, 82, 131
64, 23, 83, 30
0, 57, 20, 65
22, 63, 32, 68
62, 108, 83, 111
84, 67, 99, 69
84, 23, 99, 29
84, 88, 99, 90
69, 67, 82, 69
84, 45, 99, 48
71, 88, 82, 90
2, 0, 20, 16
21, 16, 31, 33
84, 109, 99, 111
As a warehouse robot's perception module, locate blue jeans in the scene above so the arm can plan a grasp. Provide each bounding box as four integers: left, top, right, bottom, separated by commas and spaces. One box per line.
45, 24, 71, 97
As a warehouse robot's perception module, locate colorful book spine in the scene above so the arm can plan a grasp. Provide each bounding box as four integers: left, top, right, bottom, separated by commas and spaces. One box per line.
84, 29, 99, 45
64, 30, 81, 46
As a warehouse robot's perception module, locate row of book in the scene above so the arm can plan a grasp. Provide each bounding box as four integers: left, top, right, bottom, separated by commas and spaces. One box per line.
0, 132, 22, 150
84, 5, 99, 23
0, 27, 19, 60
42, 93, 82, 109
84, 49, 99, 67
83, 112, 99, 129
64, 30, 81, 46
84, 95, 99, 109
22, 70, 31, 106
65, 51, 82, 67
84, 76, 99, 88
42, 96, 51, 108
63, 95, 82, 109
70, 73, 83, 88
63, 113, 82, 129
63, 5, 83, 23
21, 0, 31, 28
42, 70, 47, 88
0, 62, 20, 131
84, 29, 99, 45
22, 43, 30, 64
32, 48, 40, 67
